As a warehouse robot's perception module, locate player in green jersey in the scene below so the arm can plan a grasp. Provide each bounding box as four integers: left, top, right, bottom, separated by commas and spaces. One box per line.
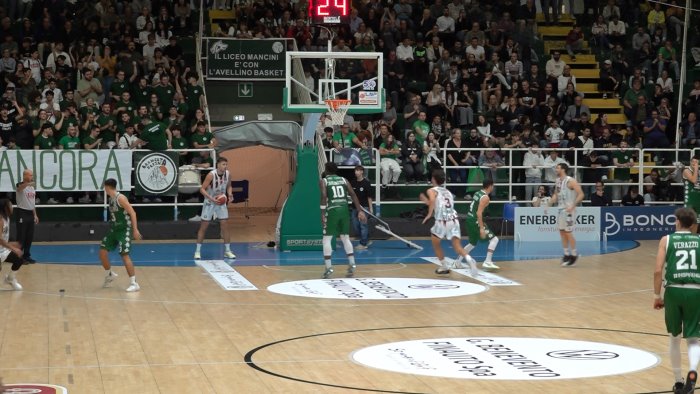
453, 179, 500, 271
320, 163, 366, 279
100, 179, 142, 292
654, 207, 700, 394
683, 155, 700, 232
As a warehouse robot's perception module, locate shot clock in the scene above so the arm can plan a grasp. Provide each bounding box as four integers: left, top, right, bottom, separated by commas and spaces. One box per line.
308, 0, 350, 24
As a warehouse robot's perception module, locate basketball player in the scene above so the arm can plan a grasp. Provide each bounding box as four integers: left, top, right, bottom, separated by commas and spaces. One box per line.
15, 169, 38, 263
653, 207, 700, 394
548, 162, 584, 266
194, 157, 235, 260
420, 169, 477, 276
458, 179, 500, 271
101, 179, 142, 292
0, 198, 26, 290
320, 162, 366, 278
683, 155, 700, 232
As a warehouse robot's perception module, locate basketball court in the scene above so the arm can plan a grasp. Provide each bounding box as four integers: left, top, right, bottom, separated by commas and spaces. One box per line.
0, 213, 683, 393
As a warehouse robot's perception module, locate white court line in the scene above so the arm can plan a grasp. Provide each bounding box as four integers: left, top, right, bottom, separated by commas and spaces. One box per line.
0, 359, 349, 371
17, 288, 653, 307
262, 263, 407, 273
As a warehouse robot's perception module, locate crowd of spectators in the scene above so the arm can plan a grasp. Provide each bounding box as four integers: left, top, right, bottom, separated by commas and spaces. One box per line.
0, 0, 210, 204
255, 0, 693, 203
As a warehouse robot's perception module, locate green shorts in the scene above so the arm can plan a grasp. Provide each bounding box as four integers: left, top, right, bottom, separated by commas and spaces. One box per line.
465, 217, 495, 246
664, 286, 700, 338
100, 226, 132, 255
324, 209, 350, 237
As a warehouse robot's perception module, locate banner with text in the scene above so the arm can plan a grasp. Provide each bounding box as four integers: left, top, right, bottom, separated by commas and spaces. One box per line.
514, 207, 601, 242
601, 206, 676, 240
0, 149, 131, 191
133, 151, 179, 196
206, 38, 287, 81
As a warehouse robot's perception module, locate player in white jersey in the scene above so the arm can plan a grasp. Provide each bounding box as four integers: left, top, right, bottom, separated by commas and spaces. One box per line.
195, 157, 235, 260
548, 162, 584, 266
0, 199, 26, 290
420, 169, 477, 275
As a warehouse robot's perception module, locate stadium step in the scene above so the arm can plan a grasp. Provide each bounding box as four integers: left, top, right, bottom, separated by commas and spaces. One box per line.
209, 9, 236, 23
591, 113, 627, 125
583, 98, 624, 113
536, 13, 576, 25
544, 41, 590, 54
571, 68, 601, 80
560, 54, 596, 63
576, 83, 599, 93
538, 26, 572, 40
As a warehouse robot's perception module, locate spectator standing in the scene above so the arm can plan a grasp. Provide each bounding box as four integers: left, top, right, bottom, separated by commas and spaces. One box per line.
523, 147, 544, 200
350, 165, 373, 250
611, 140, 635, 201
565, 25, 584, 61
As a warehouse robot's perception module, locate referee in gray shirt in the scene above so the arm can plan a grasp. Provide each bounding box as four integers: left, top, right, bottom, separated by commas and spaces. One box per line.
16, 169, 38, 263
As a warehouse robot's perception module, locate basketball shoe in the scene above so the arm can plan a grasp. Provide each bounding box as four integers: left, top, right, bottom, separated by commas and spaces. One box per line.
224, 250, 236, 259
194, 251, 201, 260
684, 371, 697, 393
126, 283, 140, 292
482, 261, 500, 271
346, 264, 356, 278
322, 267, 334, 279
562, 255, 578, 267
4, 275, 22, 290
103, 271, 118, 288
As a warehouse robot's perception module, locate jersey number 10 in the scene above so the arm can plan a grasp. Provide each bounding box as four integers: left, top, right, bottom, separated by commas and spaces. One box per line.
331, 185, 346, 198
676, 249, 698, 270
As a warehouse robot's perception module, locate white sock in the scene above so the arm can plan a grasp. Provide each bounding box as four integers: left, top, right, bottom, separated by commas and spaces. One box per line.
688, 338, 700, 373
348, 255, 356, 267
105, 268, 113, 275
464, 244, 475, 254
324, 258, 332, 269
671, 335, 683, 382
8, 270, 15, 280
130, 276, 136, 285
196, 244, 202, 253
571, 249, 578, 256
439, 259, 448, 269
225, 244, 231, 252
563, 248, 570, 255
485, 251, 494, 262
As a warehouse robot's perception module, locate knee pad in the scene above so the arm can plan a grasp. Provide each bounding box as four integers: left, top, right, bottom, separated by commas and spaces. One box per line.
339, 234, 353, 254
323, 235, 333, 256
488, 236, 499, 251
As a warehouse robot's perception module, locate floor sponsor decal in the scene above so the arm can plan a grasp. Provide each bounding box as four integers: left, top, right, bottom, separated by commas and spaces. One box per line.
267, 278, 487, 300
351, 337, 659, 380
422, 257, 521, 286
196, 260, 258, 290
2, 384, 68, 393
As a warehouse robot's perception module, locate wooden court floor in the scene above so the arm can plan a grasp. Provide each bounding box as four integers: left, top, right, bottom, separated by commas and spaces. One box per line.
0, 214, 683, 393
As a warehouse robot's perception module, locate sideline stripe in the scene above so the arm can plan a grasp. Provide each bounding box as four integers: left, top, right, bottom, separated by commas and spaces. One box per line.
196, 260, 258, 290
422, 257, 521, 286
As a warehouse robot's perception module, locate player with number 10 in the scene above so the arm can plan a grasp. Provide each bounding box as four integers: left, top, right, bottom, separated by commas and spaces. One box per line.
320, 163, 366, 279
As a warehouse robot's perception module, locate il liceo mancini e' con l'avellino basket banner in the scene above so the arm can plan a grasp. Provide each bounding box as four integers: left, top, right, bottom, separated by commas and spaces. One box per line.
206, 38, 287, 81
0, 149, 132, 192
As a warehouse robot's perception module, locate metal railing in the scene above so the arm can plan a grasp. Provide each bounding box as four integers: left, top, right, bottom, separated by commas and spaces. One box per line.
32, 148, 217, 221
196, 0, 212, 131
325, 146, 693, 213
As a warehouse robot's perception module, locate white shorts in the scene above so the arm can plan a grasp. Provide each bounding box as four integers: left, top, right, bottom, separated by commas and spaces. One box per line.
201, 200, 229, 221
431, 219, 461, 240
558, 209, 574, 232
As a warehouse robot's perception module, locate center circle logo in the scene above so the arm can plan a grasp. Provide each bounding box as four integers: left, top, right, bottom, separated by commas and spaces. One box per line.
351, 337, 659, 380
266, 278, 486, 300
136, 153, 177, 194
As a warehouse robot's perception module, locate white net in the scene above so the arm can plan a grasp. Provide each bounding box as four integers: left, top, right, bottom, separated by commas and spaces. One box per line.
324, 99, 351, 126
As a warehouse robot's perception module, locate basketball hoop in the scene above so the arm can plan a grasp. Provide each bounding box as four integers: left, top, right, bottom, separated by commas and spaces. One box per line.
324, 99, 351, 126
